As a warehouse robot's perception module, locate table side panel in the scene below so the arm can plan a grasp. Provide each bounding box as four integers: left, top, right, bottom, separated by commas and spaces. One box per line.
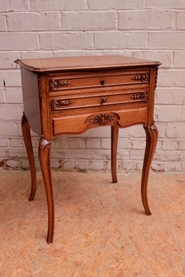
21, 68, 41, 136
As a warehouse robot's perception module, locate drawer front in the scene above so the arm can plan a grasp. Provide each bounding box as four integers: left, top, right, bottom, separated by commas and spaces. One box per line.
48, 70, 149, 92
52, 107, 148, 136
50, 90, 148, 112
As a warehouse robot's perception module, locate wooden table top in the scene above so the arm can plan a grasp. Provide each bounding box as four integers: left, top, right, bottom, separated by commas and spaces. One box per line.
15, 55, 161, 73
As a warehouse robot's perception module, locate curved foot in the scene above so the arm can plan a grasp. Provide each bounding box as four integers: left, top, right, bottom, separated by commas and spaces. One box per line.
141, 123, 158, 215
21, 113, 37, 201
39, 136, 54, 243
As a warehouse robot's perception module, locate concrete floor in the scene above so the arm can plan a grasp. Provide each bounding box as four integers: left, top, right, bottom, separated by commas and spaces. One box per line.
1, 170, 185, 277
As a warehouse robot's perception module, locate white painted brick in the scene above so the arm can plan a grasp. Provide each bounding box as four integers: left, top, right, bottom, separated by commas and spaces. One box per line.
151, 163, 165, 172
122, 161, 137, 171
0, 105, 22, 121
166, 162, 182, 172
146, 0, 185, 8
164, 151, 182, 161
64, 148, 110, 160
162, 140, 178, 150
130, 139, 146, 150
173, 88, 185, 104
0, 148, 7, 158
63, 159, 76, 170
76, 160, 90, 170
91, 160, 104, 170
85, 139, 100, 149
132, 50, 172, 68
87, 0, 145, 10
154, 123, 166, 138
166, 123, 185, 138
6, 159, 21, 168
8, 147, 27, 158
0, 33, 38, 51
20, 51, 52, 59
0, 70, 21, 87
0, 52, 18, 69
176, 12, 185, 29
39, 32, 93, 50
179, 141, 185, 150
50, 149, 65, 159
101, 139, 111, 149
0, 88, 6, 103
119, 125, 145, 138
129, 149, 144, 160
155, 106, 185, 122
119, 11, 173, 30
0, 15, 7, 31
155, 88, 174, 105
117, 150, 129, 159
94, 32, 147, 49
0, 0, 28, 12
5, 88, 23, 104
21, 158, 30, 170
30, 0, 85, 11
7, 12, 61, 31
157, 70, 185, 87
0, 139, 8, 147
118, 138, 130, 149
174, 51, 185, 68
78, 126, 111, 138
9, 138, 24, 147
50, 159, 60, 169
63, 12, 116, 31
182, 163, 185, 172
0, 121, 19, 136
149, 32, 185, 50
69, 138, 85, 149
52, 137, 70, 149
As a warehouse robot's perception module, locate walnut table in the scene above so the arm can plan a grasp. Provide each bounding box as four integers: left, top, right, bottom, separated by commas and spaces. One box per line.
15, 55, 161, 243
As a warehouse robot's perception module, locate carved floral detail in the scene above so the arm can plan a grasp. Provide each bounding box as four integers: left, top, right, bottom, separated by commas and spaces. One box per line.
131, 92, 148, 101
132, 74, 148, 83
49, 79, 70, 90
51, 99, 72, 111
85, 112, 120, 126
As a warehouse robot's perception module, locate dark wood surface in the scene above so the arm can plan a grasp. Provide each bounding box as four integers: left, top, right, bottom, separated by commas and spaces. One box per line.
16, 55, 160, 243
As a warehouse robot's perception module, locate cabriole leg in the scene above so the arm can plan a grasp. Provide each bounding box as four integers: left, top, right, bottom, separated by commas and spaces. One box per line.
141, 123, 158, 215
21, 113, 37, 201
38, 136, 54, 243
111, 125, 119, 183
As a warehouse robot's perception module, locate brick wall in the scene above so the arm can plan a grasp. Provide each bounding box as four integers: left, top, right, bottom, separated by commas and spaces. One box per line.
0, 0, 185, 172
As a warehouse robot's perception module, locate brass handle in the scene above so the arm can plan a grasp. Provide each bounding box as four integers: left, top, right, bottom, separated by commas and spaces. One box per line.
101, 97, 107, 104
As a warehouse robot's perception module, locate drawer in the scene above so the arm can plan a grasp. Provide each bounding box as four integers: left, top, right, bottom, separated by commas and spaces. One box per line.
52, 107, 148, 136
50, 90, 148, 112
48, 70, 149, 92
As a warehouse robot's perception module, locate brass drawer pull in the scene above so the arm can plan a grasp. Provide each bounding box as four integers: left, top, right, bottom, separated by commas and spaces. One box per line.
101, 97, 107, 104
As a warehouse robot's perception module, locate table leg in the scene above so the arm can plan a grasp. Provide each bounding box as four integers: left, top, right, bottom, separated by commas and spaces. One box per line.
21, 113, 37, 201
141, 123, 158, 215
39, 136, 54, 243
111, 126, 119, 183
